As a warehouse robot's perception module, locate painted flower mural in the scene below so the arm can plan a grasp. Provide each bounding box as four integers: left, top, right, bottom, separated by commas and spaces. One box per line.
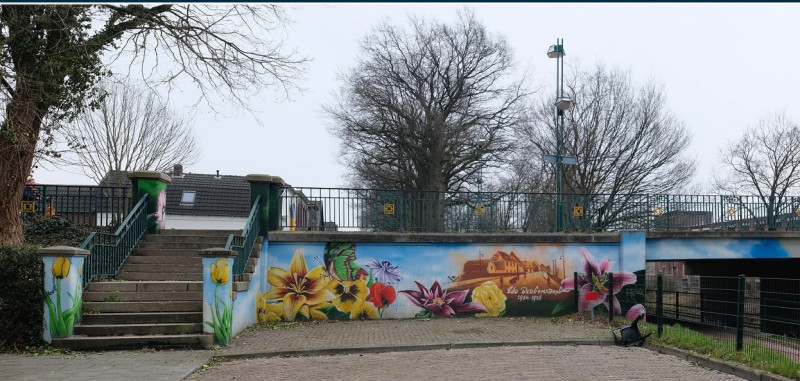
44, 256, 82, 339
400, 281, 487, 318
328, 279, 369, 313
364, 258, 402, 284
625, 303, 647, 322
262, 244, 403, 322
205, 258, 233, 344
265, 248, 335, 321
155, 190, 166, 229
368, 282, 396, 318
560, 248, 637, 315
471, 281, 507, 317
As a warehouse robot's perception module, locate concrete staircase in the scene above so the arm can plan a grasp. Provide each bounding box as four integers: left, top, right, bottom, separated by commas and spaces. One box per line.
52, 229, 245, 350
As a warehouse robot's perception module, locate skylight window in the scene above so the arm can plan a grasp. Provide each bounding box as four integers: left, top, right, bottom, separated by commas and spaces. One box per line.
181, 190, 196, 205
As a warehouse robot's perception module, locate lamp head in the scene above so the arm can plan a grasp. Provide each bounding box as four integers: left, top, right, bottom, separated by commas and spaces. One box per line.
555, 97, 575, 111
477, 138, 487, 149
547, 44, 565, 59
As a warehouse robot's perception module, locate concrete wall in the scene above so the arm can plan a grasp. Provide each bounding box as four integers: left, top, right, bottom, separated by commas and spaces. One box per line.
165, 214, 246, 230
253, 232, 646, 322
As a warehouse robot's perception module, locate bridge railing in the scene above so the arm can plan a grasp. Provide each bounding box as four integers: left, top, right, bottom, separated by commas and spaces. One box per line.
21, 184, 131, 227
280, 188, 800, 233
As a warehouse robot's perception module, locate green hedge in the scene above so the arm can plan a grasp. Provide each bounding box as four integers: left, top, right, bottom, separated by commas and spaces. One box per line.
0, 245, 45, 349
0, 217, 97, 350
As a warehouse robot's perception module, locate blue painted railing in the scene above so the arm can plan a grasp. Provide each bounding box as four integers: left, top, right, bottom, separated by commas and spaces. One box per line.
79, 194, 149, 289
226, 195, 261, 276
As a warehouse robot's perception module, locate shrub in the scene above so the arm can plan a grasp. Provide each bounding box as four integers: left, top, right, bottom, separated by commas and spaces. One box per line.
23, 216, 95, 247
0, 245, 45, 350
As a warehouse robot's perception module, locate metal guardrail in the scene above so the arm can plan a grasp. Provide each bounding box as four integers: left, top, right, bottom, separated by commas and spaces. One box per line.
280, 188, 800, 232
21, 184, 131, 227
79, 194, 149, 289
645, 274, 800, 363
226, 195, 261, 276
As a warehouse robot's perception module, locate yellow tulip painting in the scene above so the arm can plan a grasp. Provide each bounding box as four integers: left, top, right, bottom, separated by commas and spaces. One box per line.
44, 257, 82, 339
205, 258, 233, 344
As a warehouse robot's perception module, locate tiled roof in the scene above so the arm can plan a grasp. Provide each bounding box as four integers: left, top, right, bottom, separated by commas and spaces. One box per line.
100, 170, 251, 217
167, 172, 251, 217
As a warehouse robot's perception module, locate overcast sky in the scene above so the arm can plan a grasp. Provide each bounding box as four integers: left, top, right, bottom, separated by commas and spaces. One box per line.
32, 3, 800, 192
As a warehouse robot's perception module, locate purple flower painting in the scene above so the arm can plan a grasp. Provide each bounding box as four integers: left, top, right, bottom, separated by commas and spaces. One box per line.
561, 248, 637, 315
400, 281, 486, 318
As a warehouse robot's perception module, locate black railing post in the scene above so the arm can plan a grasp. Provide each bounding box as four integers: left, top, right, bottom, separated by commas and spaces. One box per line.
736, 274, 745, 351
608, 271, 614, 322
657, 272, 663, 337
574, 271, 579, 313
675, 291, 680, 320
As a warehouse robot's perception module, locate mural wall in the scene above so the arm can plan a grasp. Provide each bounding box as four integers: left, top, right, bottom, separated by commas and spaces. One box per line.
258, 238, 646, 322
43, 256, 84, 343
647, 237, 800, 260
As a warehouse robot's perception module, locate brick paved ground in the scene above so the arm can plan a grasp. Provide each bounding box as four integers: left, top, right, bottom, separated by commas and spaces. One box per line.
217, 316, 610, 358
0, 316, 788, 381
187, 345, 747, 381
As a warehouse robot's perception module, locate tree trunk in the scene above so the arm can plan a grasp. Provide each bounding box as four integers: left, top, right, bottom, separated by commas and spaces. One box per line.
0, 92, 44, 245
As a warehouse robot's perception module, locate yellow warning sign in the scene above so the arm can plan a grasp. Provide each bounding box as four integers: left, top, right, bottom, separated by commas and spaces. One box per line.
21, 201, 35, 213
573, 206, 584, 217
474, 205, 486, 216
383, 203, 395, 215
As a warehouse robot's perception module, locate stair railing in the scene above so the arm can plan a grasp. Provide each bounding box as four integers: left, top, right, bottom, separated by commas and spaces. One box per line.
79, 194, 149, 289
227, 195, 261, 276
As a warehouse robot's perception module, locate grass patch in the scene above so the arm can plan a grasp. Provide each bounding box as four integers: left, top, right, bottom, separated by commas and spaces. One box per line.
643, 323, 800, 380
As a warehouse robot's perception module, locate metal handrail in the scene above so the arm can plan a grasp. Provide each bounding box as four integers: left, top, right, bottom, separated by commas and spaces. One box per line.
279, 187, 800, 233
79, 194, 149, 289
226, 195, 261, 276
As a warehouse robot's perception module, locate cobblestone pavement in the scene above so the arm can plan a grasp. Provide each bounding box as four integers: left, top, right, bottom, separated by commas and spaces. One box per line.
0, 349, 209, 381
217, 316, 611, 358
186, 345, 748, 381
0, 317, 785, 381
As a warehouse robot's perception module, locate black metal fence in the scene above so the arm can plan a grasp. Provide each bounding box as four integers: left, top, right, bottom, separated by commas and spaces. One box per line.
280, 188, 800, 232
645, 274, 800, 363
21, 184, 131, 227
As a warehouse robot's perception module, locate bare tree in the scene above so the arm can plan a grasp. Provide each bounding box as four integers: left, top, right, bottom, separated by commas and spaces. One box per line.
714, 112, 800, 229
0, 4, 307, 244
326, 9, 527, 192
325, 10, 528, 230
516, 64, 695, 230
59, 79, 200, 185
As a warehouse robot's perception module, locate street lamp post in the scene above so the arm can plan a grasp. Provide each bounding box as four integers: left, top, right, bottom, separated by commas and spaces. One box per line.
545, 38, 576, 232
476, 138, 487, 230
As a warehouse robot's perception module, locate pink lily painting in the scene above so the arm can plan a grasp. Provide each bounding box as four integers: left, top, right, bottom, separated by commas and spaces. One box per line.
560, 248, 639, 315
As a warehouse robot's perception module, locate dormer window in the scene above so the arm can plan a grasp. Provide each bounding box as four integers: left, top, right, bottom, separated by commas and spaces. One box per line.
181, 190, 196, 205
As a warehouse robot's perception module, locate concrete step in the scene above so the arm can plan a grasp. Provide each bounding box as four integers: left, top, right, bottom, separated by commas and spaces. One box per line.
52, 334, 213, 350
140, 235, 231, 244
83, 301, 202, 313
125, 255, 202, 265
81, 312, 202, 325
86, 281, 202, 293
120, 272, 202, 281
121, 264, 202, 273
131, 249, 202, 257
158, 229, 240, 236
83, 291, 202, 302
74, 323, 203, 336
137, 241, 227, 250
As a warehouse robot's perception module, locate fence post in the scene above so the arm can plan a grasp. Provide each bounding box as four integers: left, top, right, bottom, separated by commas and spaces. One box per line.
675, 291, 680, 320
574, 271, 579, 313
657, 272, 663, 337
608, 271, 614, 322
736, 274, 745, 351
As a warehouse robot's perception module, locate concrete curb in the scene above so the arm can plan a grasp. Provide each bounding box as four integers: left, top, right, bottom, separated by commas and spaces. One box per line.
643, 343, 793, 381
212, 339, 607, 361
